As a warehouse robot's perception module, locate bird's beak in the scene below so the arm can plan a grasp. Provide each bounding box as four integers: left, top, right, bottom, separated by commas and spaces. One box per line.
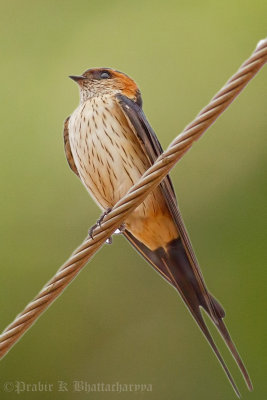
69, 75, 86, 83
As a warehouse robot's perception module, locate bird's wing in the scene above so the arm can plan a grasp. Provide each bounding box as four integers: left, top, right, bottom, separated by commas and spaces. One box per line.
63, 116, 79, 177
116, 93, 215, 315
115, 94, 252, 396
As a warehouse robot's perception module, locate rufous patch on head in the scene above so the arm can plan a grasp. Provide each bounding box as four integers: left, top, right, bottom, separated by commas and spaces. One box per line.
112, 70, 139, 100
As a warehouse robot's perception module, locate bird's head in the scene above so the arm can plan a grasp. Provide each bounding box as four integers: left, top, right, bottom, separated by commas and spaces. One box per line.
69, 68, 142, 105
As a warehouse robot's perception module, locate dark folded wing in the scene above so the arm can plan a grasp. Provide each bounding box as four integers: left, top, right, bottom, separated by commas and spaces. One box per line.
63, 116, 79, 177
115, 93, 218, 321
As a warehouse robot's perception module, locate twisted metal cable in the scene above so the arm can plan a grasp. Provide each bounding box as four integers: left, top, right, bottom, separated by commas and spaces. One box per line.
1, 39, 266, 359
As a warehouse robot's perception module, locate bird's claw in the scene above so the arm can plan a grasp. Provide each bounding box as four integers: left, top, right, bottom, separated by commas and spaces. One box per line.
88, 209, 125, 244
88, 208, 112, 239
88, 223, 98, 239
97, 207, 112, 227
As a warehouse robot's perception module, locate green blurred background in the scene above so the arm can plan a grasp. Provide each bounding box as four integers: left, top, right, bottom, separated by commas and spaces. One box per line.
0, 1, 266, 399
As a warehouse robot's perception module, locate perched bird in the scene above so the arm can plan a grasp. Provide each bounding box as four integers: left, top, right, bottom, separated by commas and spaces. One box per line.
64, 68, 252, 396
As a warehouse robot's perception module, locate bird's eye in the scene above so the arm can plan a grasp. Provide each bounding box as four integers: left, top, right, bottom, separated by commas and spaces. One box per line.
100, 71, 111, 79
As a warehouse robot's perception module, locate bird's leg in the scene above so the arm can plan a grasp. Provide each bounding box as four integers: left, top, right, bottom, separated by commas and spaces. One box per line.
98, 207, 112, 227
88, 208, 112, 240
88, 210, 125, 244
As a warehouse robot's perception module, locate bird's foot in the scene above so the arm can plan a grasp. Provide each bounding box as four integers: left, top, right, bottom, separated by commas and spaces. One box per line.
88, 208, 112, 240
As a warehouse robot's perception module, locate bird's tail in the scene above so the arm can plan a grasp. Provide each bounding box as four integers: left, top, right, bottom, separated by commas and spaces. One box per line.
124, 228, 252, 397
159, 238, 252, 397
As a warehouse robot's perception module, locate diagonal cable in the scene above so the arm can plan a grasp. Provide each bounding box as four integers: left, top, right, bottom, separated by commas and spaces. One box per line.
0, 39, 266, 359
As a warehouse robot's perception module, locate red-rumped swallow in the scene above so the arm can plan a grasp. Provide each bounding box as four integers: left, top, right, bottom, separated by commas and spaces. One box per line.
64, 68, 252, 396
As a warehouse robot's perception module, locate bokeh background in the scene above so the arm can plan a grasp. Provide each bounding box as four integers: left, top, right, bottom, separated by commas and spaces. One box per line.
0, 1, 266, 399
